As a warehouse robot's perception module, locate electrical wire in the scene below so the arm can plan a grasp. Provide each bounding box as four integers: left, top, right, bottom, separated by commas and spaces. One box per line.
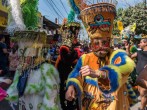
39, 7, 57, 18
41, 0, 63, 23
59, 0, 68, 15
46, 0, 64, 19
49, 0, 65, 18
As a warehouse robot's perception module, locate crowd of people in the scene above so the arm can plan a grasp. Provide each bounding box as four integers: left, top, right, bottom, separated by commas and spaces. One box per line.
0, 32, 147, 110
0, 0, 147, 110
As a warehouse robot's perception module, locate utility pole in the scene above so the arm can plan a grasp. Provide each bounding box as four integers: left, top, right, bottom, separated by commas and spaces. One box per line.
145, 0, 146, 9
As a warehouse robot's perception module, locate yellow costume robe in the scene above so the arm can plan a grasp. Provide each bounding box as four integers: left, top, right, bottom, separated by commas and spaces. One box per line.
66, 49, 135, 110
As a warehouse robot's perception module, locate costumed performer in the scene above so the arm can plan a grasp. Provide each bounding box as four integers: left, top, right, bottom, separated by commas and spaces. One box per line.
65, 0, 135, 110
4, 0, 62, 110
55, 10, 82, 110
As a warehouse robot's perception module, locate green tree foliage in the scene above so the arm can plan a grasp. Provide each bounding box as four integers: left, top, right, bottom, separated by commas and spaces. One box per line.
21, 0, 39, 29
113, 3, 147, 35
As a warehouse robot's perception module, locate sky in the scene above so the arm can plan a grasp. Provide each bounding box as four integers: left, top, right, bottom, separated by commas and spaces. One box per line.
38, 0, 143, 23
38, 0, 143, 40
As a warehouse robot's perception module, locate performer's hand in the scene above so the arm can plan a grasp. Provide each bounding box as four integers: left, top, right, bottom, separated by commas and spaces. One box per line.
80, 65, 99, 78
80, 65, 107, 78
65, 85, 76, 101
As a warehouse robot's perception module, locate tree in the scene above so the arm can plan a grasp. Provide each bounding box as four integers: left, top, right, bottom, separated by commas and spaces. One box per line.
113, 2, 147, 35
112, 8, 123, 36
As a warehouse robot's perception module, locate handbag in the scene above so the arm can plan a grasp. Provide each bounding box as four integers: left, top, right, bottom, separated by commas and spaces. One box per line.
17, 70, 29, 97
136, 65, 147, 89
17, 61, 46, 97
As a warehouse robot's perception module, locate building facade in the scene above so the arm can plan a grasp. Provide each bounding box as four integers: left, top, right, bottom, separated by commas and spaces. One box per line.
0, 0, 8, 32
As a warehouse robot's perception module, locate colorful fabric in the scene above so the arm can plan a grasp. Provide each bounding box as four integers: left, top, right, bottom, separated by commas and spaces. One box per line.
130, 45, 137, 54
99, 65, 122, 94
126, 82, 138, 106
0, 87, 7, 101
110, 49, 135, 76
9, 51, 19, 71
7, 63, 61, 110
66, 49, 135, 110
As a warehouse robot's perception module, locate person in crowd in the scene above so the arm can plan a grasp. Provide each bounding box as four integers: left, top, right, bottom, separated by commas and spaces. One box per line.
121, 35, 138, 106
73, 43, 84, 58
0, 34, 9, 77
6, 32, 62, 110
0, 34, 12, 89
51, 46, 60, 65
55, 43, 79, 110
55, 14, 81, 109
9, 44, 19, 79
4, 0, 62, 109
55, 36, 81, 110
127, 36, 147, 110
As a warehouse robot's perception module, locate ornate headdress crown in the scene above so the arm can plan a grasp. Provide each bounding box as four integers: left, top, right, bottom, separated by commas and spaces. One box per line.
68, 0, 117, 39
61, 36, 75, 47
61, 9, 81, 47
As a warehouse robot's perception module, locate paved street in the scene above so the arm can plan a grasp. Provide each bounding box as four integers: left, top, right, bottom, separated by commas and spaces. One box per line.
0, 80, 142, 110
131, 102, 141, 110
131, 97, 141, 110
0, 99, 13, 110
0, 99, 141, 110
0, 90, 141, 110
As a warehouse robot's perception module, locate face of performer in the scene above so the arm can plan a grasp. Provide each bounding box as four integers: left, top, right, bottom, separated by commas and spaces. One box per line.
91, 37, 110, 57
138, 39, 147, 50
18, 41, 37, 57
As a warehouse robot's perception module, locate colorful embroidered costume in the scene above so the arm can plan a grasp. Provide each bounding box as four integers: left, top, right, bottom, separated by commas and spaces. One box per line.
55, 14, 81, 109
6, 32, 62, 110
66, 0, 136, 110
7, 62, 61, 110
67, 50, 135, 110
5, 1, 62, 110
